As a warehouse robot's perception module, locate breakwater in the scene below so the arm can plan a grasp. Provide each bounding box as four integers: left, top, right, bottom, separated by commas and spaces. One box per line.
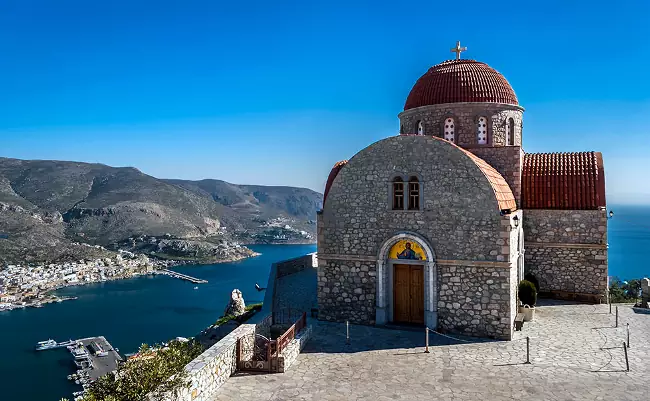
159, 269, 208, 283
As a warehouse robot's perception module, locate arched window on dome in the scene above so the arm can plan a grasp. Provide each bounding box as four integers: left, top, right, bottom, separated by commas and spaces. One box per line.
477, 117, 488, 145
408, 176, 420, 210
392, 177, 404, 210
506, 118, 515, 146
444, 118, 455, 142
417, 120, 424, 135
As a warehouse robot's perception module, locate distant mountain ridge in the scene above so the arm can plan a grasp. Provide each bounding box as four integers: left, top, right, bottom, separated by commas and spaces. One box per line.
0, 157, 322, 264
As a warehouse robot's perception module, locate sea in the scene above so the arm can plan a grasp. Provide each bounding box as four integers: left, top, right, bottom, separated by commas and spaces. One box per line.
0, 205, 649, 401
0, 244, 316, 401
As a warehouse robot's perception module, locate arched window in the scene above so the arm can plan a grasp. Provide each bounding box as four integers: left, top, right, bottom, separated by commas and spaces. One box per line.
506, 118, 515, 146
444, 118, 455, 142
400, 124, 404, 135
392, 177, 404, 210
417, 120, 424, 135
477, 117, 488, 145
408, 176, 420, 210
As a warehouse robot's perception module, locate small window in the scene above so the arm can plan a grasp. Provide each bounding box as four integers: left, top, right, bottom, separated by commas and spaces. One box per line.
392, 177, 404, 210
417, 120, 424, 135
506, 118, 515, 145
408, 176, 420, 210
477, 117, 488, 145
400, 124, 404, 135
444, 118, 455, 142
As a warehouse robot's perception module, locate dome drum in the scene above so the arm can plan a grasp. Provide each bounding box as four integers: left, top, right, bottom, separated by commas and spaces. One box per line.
398, 102, 523, 147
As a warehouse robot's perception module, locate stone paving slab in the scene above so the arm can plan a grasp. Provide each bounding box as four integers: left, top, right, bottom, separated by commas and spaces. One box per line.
212, 303, 650, 401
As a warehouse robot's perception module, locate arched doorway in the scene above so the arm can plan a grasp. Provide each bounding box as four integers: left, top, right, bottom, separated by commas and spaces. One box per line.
376, 232, 437, 328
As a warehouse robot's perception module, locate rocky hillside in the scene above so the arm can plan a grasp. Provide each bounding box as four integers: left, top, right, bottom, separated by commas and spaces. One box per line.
0, 157, 322, 264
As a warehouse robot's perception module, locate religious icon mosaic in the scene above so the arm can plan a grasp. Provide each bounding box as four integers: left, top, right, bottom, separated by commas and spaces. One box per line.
388, 239, 426, 260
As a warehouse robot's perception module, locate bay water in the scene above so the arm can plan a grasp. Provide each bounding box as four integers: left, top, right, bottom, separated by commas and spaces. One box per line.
0, 244, 316, 401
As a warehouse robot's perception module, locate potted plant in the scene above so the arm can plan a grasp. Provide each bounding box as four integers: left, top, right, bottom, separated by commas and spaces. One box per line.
518, 280, 537, 321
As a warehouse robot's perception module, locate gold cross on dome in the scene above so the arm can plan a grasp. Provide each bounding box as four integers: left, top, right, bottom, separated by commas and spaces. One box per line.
450, 41, 467, 60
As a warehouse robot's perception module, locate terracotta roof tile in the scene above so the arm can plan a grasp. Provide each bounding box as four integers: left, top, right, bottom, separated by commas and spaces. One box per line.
323, 160, 348, 204
400, 134, 517, 212
457, 144, 518, 212
522, 152, 606, 210
405, 59, 518, 110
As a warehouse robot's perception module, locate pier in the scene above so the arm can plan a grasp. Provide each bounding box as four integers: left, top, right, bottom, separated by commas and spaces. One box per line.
160, 269, 208, 284
68, 336, 124, 384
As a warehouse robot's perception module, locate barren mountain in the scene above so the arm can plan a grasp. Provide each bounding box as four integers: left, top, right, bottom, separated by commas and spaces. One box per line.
0, 157, 322, 264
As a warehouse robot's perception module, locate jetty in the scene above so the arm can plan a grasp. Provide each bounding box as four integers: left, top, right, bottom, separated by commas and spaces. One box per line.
160, 269, 207, 284
71, 336, 123, 380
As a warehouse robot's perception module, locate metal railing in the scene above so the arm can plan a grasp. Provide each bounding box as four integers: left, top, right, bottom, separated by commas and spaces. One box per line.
271, 311, 307, 356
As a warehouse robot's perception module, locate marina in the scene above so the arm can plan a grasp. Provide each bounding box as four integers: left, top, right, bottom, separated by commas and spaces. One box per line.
159, 269, 208, 284
36, 336, 124, 399
66, 336, 123, 381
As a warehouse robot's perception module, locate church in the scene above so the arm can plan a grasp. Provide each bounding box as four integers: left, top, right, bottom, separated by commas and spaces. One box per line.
316, 43, 608, 340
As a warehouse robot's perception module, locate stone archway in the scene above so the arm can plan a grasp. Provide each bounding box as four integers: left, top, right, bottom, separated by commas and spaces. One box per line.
376, 232, 437, 328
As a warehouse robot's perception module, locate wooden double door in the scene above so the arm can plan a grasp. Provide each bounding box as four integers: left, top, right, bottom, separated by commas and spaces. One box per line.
393, 264, 424, 324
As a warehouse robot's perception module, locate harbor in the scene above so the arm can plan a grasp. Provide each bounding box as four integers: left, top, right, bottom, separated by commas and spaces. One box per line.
36, 336, 123, 400
159, 269, 208, 284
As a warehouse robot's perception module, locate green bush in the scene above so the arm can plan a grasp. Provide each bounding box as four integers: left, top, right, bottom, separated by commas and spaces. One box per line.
518, 280, 537, 306
524, 273, 540, 293
75, 339, 204, 401
609, 277, 641, 303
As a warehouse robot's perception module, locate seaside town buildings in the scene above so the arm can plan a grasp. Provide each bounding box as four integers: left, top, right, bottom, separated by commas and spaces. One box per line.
0, 253, 156, 310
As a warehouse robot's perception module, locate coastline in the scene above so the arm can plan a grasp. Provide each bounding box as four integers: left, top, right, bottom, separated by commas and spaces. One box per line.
0, 250, 267, 312
0, 241, 316, 312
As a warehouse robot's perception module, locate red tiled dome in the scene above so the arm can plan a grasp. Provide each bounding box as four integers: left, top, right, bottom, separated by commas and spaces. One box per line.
404, 60, 518, 110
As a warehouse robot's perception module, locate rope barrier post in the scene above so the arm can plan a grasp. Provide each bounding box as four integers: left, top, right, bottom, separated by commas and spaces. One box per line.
609, 297, 612, 314
616, 306, 619, 328
623, 342, 629, 372
525, 336, 531, 364
425, 327, 430, 353
627, 323, 630, 348
346, 320, 350, 345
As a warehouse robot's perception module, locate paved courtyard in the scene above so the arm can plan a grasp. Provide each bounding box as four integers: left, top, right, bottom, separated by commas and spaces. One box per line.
213, 302, 650, 401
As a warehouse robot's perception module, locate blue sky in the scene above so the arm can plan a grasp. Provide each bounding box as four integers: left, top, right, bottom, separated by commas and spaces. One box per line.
0, 1, 648, 204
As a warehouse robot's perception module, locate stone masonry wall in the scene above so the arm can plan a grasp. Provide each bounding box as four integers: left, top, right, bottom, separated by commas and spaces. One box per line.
469, 146, 523, 206
277, 325, 313, 372
523, 209, 607, 245
321, 136, 508, 260
319, 136, 519, 336
438, 264, 515, 340
318, 258, 376, 324
398, 102, 524, 147
523, 209, 608, 297
276, 253, 317, 278
151, 314, 271, 401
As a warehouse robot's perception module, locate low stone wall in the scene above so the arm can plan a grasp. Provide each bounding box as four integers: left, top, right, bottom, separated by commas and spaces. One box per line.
276, 253, 317, 278
152, 313, 272, 401
277, 325, 313, 373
